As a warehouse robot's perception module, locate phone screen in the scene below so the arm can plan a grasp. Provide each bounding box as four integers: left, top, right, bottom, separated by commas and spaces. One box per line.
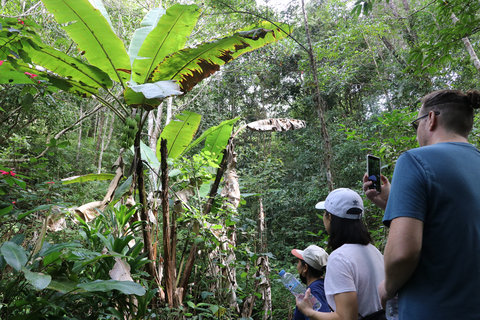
367, 155, 381, 193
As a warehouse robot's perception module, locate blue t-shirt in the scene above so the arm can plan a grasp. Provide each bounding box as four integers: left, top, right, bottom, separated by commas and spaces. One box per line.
384, 142, 480, 320
293, 278, 330, 320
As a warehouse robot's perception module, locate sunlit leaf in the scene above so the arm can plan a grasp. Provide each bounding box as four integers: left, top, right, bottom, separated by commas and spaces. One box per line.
40, 0, 130, 85
157, 111, 202, 160
151, 22, 292, 93
132, 4, 200, 83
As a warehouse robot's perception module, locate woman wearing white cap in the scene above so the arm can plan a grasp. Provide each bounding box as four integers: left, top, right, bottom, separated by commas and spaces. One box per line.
296, 188, 385, 320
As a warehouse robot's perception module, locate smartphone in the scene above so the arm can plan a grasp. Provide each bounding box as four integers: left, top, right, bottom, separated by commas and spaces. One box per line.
367, 154, 381, 193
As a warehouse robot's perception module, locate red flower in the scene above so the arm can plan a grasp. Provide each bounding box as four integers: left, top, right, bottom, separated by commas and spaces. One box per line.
17, 19, 24, 25
12, 201, 16, 205
9, 171, 16, 177
46, 199, 51, 202
47, 181, 54, 184
24, 72, 38, 79
0, 170, 8, 175
0, 60, 4, 66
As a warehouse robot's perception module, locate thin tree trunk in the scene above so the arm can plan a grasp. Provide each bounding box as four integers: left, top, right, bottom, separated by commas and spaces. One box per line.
97, 111, 110, 173
76, 105, 83, 162
258, 198, 272, 320
300, 0, 334, 191
451, 13, 480, 72
133, 121, 159, 287
93, 109, 106, 166
165, 97, 173, 125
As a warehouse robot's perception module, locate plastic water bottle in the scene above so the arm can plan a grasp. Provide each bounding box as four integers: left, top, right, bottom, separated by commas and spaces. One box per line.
279, 270, 322, 311
386, 296, 399, 320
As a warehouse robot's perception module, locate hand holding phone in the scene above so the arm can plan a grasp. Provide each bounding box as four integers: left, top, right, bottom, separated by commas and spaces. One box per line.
367, 154, 381, 193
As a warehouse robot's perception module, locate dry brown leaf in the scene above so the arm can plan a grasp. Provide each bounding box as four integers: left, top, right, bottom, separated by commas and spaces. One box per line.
246, 118, 306, 132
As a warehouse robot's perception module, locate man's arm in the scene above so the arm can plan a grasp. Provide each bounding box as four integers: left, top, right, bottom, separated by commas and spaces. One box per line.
379, 217, 423, 306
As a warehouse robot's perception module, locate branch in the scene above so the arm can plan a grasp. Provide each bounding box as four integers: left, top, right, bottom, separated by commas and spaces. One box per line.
218, 1, 310, 53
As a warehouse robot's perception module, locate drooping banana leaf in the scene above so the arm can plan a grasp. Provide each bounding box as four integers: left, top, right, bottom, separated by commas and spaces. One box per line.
150, 22, 292, 93
182, 117, 240, 164
21, 39, 112, 89
40, 0, 130, 86
231, 21, 293, 59
124, 87, 164, 110
157, 111, 202, 160
47, 76, 100, 98
202, 118, 239, 165
128, 7, 166, 67
0, 60, 35, 84
132, 4, 200, 84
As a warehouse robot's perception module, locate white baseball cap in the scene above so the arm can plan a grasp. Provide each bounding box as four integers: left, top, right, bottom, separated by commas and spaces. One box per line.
315, 188, 364, 220
291, 245, 328, 271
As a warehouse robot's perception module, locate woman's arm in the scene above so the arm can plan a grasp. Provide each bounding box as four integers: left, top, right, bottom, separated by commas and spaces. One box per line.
296, 289, 358, 320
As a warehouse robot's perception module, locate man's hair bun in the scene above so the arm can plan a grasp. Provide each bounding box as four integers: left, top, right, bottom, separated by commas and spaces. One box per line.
467, 90, 480, 109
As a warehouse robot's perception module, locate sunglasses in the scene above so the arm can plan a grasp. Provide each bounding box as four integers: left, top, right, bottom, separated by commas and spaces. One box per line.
410, 111, 440, 131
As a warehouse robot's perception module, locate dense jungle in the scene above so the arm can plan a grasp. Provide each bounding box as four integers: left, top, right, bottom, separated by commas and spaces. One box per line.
1, 0, 480, 319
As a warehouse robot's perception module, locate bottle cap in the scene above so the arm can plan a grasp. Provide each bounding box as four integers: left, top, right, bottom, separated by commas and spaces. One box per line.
279, 270, 286, 277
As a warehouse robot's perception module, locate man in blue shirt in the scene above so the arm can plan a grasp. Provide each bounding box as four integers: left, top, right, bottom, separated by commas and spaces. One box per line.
291, 245, 330, 318
363, 89, 480, 319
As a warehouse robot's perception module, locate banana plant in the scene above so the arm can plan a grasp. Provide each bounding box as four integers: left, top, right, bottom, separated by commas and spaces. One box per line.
0, 0, 292, 299
0, 1, 292, 113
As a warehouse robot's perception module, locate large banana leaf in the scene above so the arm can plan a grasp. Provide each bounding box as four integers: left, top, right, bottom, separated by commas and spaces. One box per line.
150, 22, 293, 92
157, 111, 202, 160
21, 39, 112, 89
132, 4, 200, 84
232, 22, 292, 59
40, 0, 130, 86
128, 7, 166, 67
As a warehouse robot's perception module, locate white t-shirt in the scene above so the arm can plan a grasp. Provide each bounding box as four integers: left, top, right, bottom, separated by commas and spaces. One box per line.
325, 243, 384, 318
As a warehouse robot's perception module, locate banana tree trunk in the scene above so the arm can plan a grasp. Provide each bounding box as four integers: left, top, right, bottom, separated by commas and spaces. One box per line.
133, 123, 159, 287
160, 138, 180, 307
218, 138, 240, 310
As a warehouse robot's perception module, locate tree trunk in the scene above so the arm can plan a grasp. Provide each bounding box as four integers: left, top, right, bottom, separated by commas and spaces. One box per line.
76, 105, 83, 162
165, 97, 173, 125
93, 108, 106, 166
97, 111, 110, 173
301, 0, 334, 191
161, 138, 179, 306
258, 198, 272, 320
133, 121, 159, 289
451, 13, 480, 72
148, 106, 163, 188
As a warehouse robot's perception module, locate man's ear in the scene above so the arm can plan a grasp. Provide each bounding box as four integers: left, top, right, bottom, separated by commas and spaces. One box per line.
428, 111, 438, 131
